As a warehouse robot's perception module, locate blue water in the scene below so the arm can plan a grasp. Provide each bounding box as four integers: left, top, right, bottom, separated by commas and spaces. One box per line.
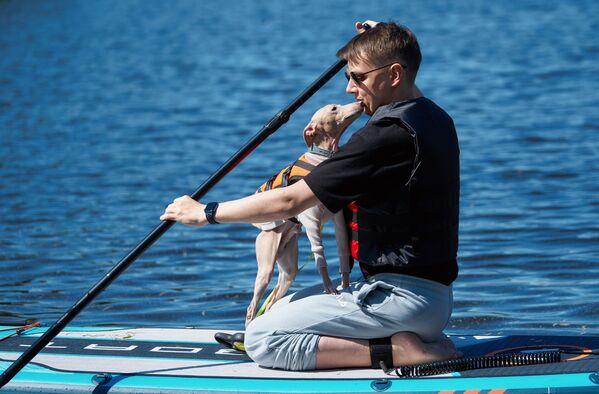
1, 0, 598, 335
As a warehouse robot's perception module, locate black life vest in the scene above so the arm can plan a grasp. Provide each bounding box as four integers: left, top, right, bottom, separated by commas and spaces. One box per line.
346, 98, 459, 284
258, 154, 315, 193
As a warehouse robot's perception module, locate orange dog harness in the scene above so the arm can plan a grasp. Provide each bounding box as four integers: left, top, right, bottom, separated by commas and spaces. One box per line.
257, 154, 316, 192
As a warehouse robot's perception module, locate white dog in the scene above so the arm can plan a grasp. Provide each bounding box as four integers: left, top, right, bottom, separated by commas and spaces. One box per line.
246, 102, 362, 326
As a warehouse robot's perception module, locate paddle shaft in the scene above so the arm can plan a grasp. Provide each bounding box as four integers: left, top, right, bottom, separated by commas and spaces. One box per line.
0, 57, 347, 388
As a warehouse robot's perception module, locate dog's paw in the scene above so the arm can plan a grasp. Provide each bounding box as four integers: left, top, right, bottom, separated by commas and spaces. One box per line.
246, 305, 257, 326
323, 282, 339, 295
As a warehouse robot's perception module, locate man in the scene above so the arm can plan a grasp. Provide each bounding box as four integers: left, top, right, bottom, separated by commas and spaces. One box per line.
161, 21, 461, 371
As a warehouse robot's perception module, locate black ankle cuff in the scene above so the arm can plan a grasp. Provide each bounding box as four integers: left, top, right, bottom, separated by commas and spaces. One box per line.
369, 337, 393, 369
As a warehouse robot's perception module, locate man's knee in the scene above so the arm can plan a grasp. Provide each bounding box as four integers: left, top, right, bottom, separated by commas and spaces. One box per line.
244, 320, 319, 371
244, 319, 275, 368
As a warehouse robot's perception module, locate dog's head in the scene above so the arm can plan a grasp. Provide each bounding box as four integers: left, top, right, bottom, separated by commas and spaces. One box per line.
303, 102, 362, 150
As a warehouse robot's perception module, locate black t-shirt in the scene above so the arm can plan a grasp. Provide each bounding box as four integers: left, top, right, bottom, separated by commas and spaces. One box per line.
305, 121, 426, 279
305, 122, 415, 214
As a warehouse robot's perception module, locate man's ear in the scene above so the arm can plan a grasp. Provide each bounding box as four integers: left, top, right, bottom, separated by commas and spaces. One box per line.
303, 122, 316, 147
390, 63, 404, 87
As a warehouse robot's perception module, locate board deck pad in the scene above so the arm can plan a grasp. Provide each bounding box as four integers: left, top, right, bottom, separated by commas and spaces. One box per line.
1, 326, 598, 393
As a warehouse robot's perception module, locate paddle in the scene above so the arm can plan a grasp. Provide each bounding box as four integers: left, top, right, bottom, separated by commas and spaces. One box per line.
0, 25, 371, 387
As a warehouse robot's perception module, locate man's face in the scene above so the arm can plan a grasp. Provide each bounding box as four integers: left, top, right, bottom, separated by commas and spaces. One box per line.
344, 59, 394, 116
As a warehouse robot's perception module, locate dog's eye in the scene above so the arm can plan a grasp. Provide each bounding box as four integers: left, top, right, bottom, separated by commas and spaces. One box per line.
331, 106, 337, 111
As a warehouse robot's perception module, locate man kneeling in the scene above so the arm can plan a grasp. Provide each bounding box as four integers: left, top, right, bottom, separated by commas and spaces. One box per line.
162, 20, 462, 371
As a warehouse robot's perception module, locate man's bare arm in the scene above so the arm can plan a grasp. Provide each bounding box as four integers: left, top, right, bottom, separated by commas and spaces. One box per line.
160, 180, 319, 227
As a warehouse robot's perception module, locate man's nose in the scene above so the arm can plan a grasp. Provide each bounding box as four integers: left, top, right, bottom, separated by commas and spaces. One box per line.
345, 78, 357, 94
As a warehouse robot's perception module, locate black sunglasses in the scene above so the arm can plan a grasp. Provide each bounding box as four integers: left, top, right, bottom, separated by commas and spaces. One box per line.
344, 62, 407, 83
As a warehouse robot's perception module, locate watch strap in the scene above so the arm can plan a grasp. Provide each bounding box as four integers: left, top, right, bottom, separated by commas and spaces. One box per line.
205, 202, 220, 224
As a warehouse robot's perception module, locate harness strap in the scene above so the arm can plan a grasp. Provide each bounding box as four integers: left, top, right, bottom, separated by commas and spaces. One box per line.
280, 163, 294, 188
291, 155, 316, 171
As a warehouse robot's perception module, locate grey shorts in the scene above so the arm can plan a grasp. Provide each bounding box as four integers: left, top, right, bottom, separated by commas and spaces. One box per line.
244, 272, 453, 371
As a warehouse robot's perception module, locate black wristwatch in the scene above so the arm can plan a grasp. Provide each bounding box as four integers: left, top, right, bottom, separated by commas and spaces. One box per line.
204, 202, 220, 224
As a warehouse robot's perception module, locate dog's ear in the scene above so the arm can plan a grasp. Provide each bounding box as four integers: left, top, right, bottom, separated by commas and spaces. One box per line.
303, 122, 316, 147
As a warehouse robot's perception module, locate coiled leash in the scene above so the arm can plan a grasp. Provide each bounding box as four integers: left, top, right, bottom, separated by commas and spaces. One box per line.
381, 348, 598, 378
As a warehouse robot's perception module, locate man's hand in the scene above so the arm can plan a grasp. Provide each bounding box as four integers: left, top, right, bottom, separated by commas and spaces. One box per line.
160, 195, 207, 227
355, 20, 379, 33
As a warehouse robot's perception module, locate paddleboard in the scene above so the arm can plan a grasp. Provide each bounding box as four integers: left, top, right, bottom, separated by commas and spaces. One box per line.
1, 325, 598, 393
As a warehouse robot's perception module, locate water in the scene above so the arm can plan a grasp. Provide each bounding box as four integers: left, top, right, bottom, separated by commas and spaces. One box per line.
1, 0, 598, 335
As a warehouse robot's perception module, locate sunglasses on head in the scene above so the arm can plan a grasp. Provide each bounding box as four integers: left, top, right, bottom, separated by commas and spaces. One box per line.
344, 62, 407, 83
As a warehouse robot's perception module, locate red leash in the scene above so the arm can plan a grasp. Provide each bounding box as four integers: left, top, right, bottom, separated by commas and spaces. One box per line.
0, 322, 41, 342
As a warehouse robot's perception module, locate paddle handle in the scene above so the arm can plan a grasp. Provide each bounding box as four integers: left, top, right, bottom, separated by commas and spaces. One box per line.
0, 58, 347, 389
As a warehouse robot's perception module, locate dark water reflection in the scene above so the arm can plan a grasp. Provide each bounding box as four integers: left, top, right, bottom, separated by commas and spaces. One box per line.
1, 0, 598, 335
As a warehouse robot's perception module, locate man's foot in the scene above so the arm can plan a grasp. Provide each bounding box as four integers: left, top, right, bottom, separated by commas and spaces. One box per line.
391, 332, 462, 366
